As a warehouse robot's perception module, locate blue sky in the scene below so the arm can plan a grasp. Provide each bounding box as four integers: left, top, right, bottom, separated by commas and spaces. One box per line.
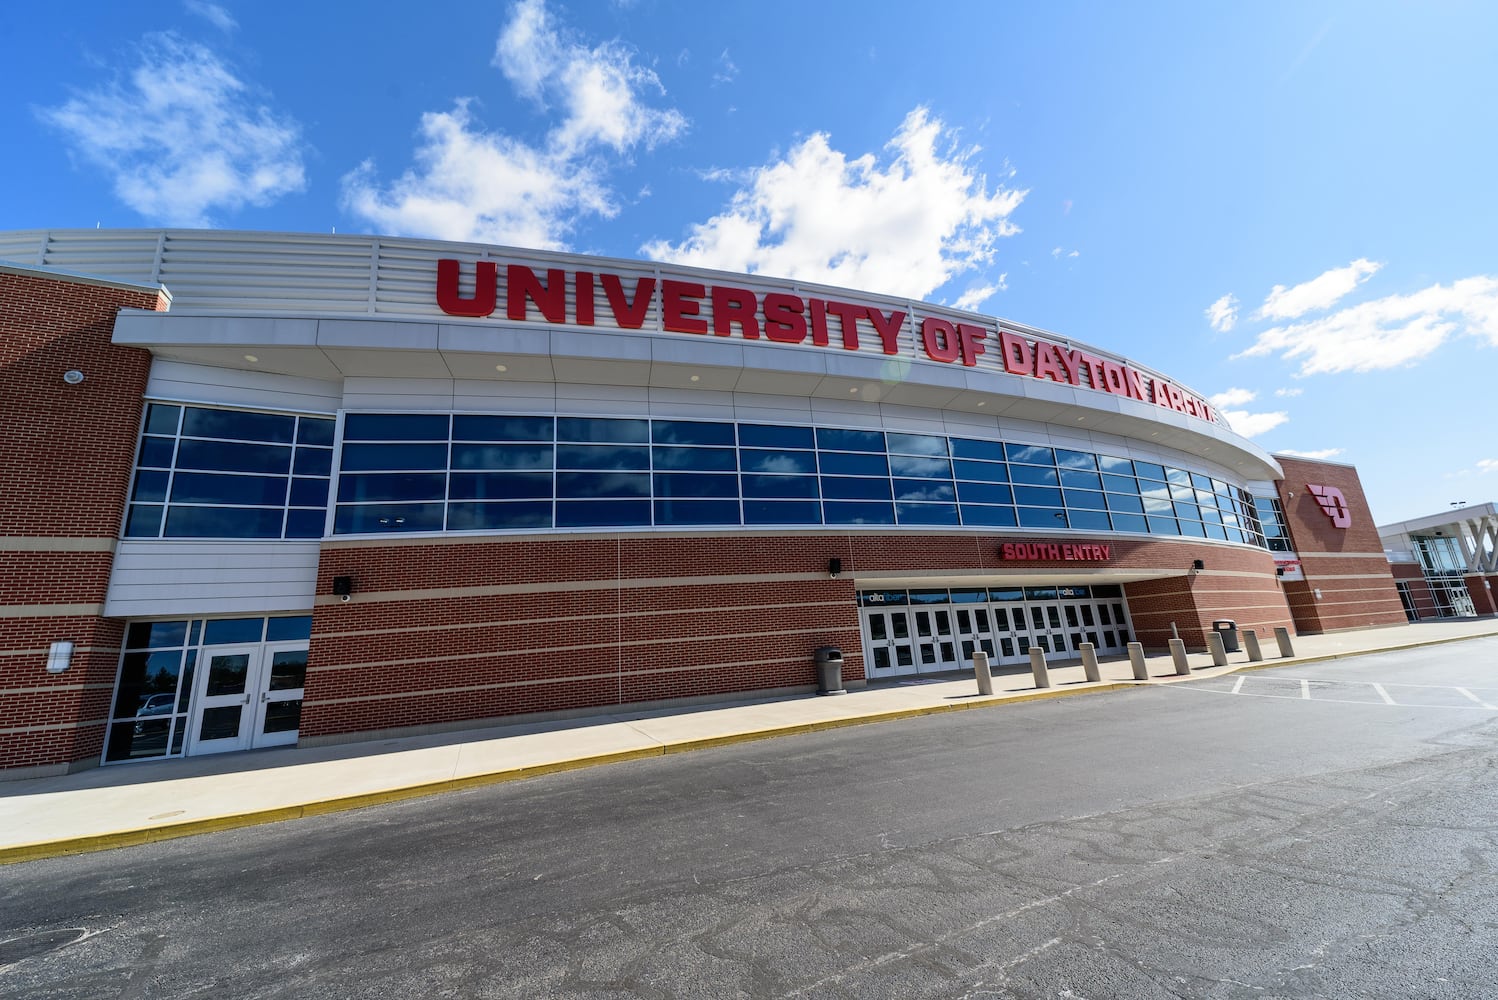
4, 0, 1496, 524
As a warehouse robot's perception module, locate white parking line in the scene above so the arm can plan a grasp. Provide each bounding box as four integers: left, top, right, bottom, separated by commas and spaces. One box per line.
1231, 677, 1245, 695
1300, 679, 1310, 700
1456, 687, 1498, 710
1371, 683, 1396, 705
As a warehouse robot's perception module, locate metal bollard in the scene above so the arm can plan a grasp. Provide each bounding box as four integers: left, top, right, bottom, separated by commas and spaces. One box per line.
1029, 647, 1051, 688
973, 649, 994, 696
1169, 637, 1190, 675
1274, 626, 1295, 657
1127, 642, 1149, 680
1243, 630, 1264, 662
1080, 642, 1101, 683
1207, 631, 1228, 667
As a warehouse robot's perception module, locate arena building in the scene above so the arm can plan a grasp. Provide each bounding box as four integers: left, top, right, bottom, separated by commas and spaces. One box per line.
0, 229, 1410, 778
1379, 502, 1498, 620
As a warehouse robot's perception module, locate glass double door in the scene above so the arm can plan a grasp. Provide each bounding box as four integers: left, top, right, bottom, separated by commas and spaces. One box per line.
189, 642, 308, 755
862, 596, 1133, 680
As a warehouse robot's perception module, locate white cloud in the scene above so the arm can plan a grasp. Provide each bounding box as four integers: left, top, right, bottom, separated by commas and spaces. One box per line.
713, 49, 739, 85
184, 1, 237, 32
1278, 447, 1344, 460
1479, 458, 1498, 474
344, 0, 685, 248
1258, 258, 1381, 320
1050, 246, 1079, 259
1205, 293, 1238, 332
1219, 408, 1290, 438
1234, 274, 1498, 375
642, 107, 1025, 301
953, 277, 1006, 312
37, 34, 304, 226
1274, 387, 1303, 397
1208, 387, 1257, 408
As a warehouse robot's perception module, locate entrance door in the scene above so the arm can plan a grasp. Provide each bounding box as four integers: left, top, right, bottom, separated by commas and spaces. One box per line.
188, 643, 308, 755
864, 608, 916, 679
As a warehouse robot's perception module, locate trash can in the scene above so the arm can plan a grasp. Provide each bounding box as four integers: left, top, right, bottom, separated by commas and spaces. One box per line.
1211, 620, 1240, 653
814, 646, 846, 695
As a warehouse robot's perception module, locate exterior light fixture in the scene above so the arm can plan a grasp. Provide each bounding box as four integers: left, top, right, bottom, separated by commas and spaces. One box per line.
1192, 559, 1206, 571
495, 364, 508, 372
828, 558, 843, 579
332, 575, 354, 602
243, 354, 259, 363
46, 640, 74, 673
62, 370, 84, 385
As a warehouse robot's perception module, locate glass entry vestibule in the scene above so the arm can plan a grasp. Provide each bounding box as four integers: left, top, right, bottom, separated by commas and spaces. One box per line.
859, 585, 1133, 680
104, 615, 311, 763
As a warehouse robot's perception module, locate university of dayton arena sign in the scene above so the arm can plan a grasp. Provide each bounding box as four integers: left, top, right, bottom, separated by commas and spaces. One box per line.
435, 259, 1217, 424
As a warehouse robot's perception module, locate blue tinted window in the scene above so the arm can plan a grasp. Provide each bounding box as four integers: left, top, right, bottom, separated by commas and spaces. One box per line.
176, 440, 292, 475
654, 500, 741, 525
1059, 469, 1103, 490
741, 449, 816, 475
1106, 493, 1144, 514
446, 501, 552, 531
340, 443, 448, 471
822, 477, 893, 501
1101, 474, 1138, 494
555, 500, 651, 527
333, 503, 445, 533
556, 472, 649, 498
653, 446, 736, 471
738, 424, 814, 449
1098, 456, 1134, 474
1055, 449, 1096, 470
1068, 509, 1112, 530
296, 418, 335, 446
557, 417, 648, 443
741, 474, 819, 498
1005, 444, 1055, 465
204, 618, 265, 644
960, 505, 1017, 527
1010, 465, 1060, 487
652, 420, 735, 446
1064, 489, 1108, 510
1018, 507, 1069, 528
145, 404, 181, 435
817, 427, 885, 452
449, 472, 552, 500
956, 482, 1013, 505
1142, 495, 1174, 514
555, 444, 649, 470
164, 506, 284, 538
824, 501, 895, 524
452, 415, 552, 441
1135, 462, 1166, 481
1166, 468, 1192, 486
1014, 485, 1063, 507
125, 505, 163, 537
267, 616, 313, 641
953, 460, 1008, 483
951, 438, 1006, 461
171, 473, 287, 506
1173, 501, 1200, 520
744, 500, 821, 524
654, 473, 737, 498
343, 413, 449, 441
183, 407, 295, 443
1146, 515, 1180, 535
126, 620, 188, 649
1110, 513, 1148, 534
285, 509, 326, 538
132, 470, 169, 502
451, 444, 553, 470
818, 452, 888, 477
293, 448, 333, 477
896, 502, 959, 525
137, 436, 176, 468
890, 456, 950, 478
894, 479, 955, 502
887, 433, 948, 456
338, 473, 446, 503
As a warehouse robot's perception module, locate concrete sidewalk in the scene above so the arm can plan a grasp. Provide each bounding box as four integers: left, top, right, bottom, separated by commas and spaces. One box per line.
5, 619, 1497, 864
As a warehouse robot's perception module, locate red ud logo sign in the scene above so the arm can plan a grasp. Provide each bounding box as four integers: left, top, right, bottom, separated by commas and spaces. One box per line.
1307, 483, 1351, 528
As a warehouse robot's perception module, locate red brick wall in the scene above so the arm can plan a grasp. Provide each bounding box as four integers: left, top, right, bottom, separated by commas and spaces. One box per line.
301, 530, 1293, 740
1273, 458, 1407, 633
1465, 576, 1497, 616
0, 270, 166, 773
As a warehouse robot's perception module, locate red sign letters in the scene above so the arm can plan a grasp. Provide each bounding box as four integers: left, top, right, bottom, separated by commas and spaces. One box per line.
999, 542, 1112, 562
